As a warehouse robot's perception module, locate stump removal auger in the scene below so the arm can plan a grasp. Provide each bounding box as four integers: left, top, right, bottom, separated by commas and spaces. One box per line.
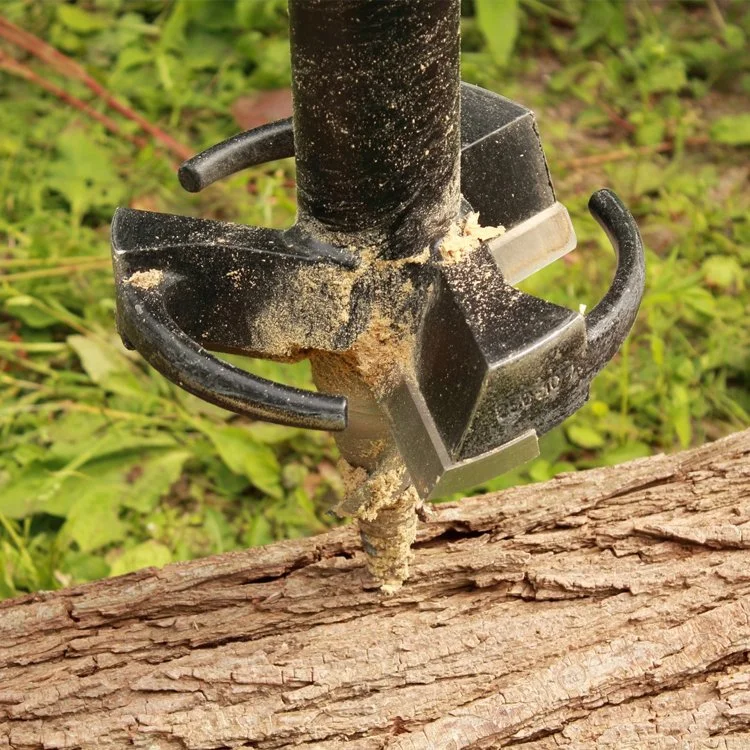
111, 0, 645, 590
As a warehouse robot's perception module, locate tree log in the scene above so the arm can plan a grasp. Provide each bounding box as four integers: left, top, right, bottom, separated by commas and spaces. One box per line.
2, 429, 750, 749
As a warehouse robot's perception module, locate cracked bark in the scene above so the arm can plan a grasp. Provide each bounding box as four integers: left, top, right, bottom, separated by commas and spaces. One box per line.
2, 429, 750, 749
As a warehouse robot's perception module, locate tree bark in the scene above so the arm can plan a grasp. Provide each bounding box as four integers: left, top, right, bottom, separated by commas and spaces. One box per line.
2, 429, 750, 749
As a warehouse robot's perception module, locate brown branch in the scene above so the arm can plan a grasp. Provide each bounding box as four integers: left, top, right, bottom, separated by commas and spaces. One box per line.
599, 102, 637, 134
0, 16, 192, 161
0, 50, 146, 151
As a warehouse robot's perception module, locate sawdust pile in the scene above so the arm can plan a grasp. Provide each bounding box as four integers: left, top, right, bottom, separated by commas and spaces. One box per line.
345, 312, 414, 398
126, 269, 163, 290
358, 485, 420, 595
439, 211, 505, 264
250, 262, 356, 357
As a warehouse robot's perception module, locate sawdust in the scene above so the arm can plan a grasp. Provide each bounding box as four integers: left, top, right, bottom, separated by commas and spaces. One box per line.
360, 438, 387, 462
439, 211, 505, 264
126, 269, 163, 290
338, 451, 418, 592
358, 485, 419, 594
336, 458, 368, 497
246, 240, 427, 365
250, 261, 356, 357
355, 464, 408, 523
345, 311, 414, 398
375, 246, 430, 269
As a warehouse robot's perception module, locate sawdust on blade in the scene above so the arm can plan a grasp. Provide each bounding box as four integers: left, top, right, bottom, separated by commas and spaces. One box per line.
337, 458, 368, 497
440, 211, 505, 264
345, 311, 414, 398
126, 269, 163, 290
250, 261, 356, 357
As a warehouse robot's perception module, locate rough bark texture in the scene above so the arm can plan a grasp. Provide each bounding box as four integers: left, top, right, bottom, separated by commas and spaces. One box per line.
2, 429, 750, 749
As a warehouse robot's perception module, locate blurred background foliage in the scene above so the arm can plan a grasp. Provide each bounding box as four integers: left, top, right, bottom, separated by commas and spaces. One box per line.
0, 0, 747, 598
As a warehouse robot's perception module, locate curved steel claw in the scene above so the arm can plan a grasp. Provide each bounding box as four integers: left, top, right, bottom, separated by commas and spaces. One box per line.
585, 188, 646, 374
111, 208, 350, 431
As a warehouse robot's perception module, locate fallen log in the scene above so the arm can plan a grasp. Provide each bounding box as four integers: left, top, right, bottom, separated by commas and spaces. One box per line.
2, 428, 750, 749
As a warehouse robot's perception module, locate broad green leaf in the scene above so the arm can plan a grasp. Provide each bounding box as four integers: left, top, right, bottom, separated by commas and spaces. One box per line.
0, 468, 56, 519
574, 0, 624, 50
475, 0, 519, 68
67, 335, 121, 384
632, 112, 666, 147
710, 114, 750, 146
528, 459, 552, 483
566, 424, 605, 450
202, 425, 283, 498
723, 24, 746, 51
57, 5, 107, 33
120, 450, 190, 513
46, 422, 176, 464
47, 131, 126, 218
246, 422, 302, 444
607, 162, 664, 196
61, 493, 126, 553
602, 442, 651, 466
683, 287, 718, 317
4, 296, 58, 329
236, 0, 286, 32
61, 551, 110, 583
116, 46, 153, 73
43, 447, 181, 517
702, 257, 745, 291
110, 541, 172, 577
243, 514, 273, 548
235, 357, 315, 391
0, 429, 180, 519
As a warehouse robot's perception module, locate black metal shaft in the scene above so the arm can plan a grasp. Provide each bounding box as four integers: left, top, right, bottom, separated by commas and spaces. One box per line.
289, 0, 461, 259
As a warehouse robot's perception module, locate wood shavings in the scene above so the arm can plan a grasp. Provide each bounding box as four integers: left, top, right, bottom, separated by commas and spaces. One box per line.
125, 269, 163, 290
358, 485, 419, 594
439, 211, 505, 264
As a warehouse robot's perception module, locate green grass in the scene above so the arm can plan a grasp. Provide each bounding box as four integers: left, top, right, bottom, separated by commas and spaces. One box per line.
0, 0, 748, 598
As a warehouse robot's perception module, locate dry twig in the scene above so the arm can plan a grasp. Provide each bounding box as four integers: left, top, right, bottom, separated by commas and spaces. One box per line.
0, 16, 191, 161
0, 50, 147, 151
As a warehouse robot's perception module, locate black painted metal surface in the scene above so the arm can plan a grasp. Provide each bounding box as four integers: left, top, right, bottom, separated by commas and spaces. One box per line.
178, 83, 553, 232
289, 0, 461, 259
